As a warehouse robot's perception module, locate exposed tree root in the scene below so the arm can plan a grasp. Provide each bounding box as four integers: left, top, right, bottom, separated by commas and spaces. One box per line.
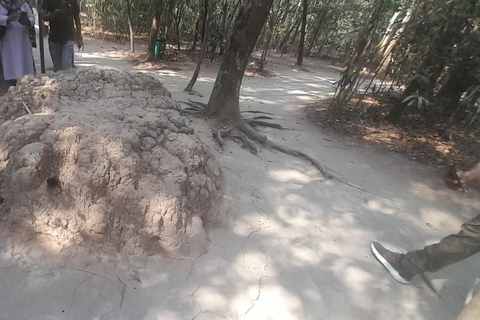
179, 103, 383, 195
179, 101, 205, 116
241, 110, 275, 116
188, 99, 208, 108
213, 121, 391, 197
246, 119, 285, 130
246, 115, 274, 121
232, 129, 259, 154
237, 120, 328, 176
212, 129, 226, 148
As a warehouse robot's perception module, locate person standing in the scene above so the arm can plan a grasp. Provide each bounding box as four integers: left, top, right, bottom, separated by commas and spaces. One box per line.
42, 0, 82, 71
0, 0, 35, 87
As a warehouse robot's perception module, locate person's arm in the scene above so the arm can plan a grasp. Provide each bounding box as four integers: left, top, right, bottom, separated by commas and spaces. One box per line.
459, 162, 480, 185
43, 10, 64, 21
0, 5, 19, 26
18, 4, 34, 28
27, 3, 35, 26
0, 5, 8, 26
42, 0, 63, 22
73, 0, 83, 48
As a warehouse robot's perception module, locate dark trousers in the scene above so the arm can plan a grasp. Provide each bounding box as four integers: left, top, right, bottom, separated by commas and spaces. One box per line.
401, 214, 480, 274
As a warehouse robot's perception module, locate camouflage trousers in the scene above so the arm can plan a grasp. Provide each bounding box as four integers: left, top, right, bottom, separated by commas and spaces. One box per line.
401, 214, 480, 274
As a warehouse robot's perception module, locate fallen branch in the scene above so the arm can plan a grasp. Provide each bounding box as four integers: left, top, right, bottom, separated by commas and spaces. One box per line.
22, 102, 32, 115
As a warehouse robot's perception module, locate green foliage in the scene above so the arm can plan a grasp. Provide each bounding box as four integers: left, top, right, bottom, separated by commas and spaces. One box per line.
403, 94, 431, 109
82, 0, 480, 125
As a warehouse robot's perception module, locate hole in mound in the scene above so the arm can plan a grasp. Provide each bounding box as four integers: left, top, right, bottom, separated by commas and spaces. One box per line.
47, 176, 61, 190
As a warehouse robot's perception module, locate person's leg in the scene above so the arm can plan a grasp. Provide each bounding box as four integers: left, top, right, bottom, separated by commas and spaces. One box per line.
49, 41, 63, 72
401, 214, 480, 274
61, 41, 75, 70
371, 213, 480, 284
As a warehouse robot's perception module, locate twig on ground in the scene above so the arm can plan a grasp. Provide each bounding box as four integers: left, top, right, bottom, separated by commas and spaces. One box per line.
72, 275, 92, 297
131, 269, 142, 283
117, 276, 127, 309
61, 266, 112, 281
22, 102, 32, 115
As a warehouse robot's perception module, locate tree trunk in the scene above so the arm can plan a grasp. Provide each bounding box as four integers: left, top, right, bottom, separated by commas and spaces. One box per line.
278, 17, 300, 54
126, 0, 134, 53
291, 17, 302, 46
259, 15, 275, 72
467, 96, 480, 133
329, 0, 386, 115
175, 3, 184, 51
145, 0, 163, 62
191, 17, 200, 51
206, 0, 275, 124
386, 17, 468, 123
296, 0, 308, 66
164, 0, 175, 41
184, 0, 209, 92
218, 0, 228, 55
372, 10, 401, 66
305, 8, 328, 57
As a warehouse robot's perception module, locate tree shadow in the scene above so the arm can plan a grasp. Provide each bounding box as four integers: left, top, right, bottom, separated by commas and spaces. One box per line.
2, 43, 479, 319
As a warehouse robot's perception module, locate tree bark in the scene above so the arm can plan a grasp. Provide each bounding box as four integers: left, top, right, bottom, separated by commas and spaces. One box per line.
279, 17, 300, 55
260, 14, 276, 72
126, 0, 134, 53
190, 17, 200, 51
296, 0, 308, 66
305, 5, 329, 57
206, 0, 275, 124
164, 0, 175, 40
185, 0, 209, 92
145, 0, 163, 62
329, 0, 386, 115
175, 3, 184, 51
218, 0, 228, 55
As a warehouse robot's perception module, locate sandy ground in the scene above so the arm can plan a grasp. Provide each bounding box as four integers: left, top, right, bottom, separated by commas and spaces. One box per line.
1, 38, 479, 320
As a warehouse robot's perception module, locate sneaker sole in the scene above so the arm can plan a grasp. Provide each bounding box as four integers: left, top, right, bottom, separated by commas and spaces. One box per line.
370, 242, 410, 284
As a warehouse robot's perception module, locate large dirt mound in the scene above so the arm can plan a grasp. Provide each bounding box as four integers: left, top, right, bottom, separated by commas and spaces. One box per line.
0, 67, 223, 257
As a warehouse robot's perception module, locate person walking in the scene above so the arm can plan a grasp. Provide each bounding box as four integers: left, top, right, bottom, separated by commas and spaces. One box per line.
370, 163, 480, 284
371, 163, 480, 284
0, 0, 35, 87
42, 0, 82, 71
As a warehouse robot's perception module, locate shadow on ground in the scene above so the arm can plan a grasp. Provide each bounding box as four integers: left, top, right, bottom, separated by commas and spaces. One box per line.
1, 37, 478, 320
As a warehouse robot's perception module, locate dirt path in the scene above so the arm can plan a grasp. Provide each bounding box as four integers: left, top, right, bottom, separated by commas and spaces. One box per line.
2, 38, 479, 320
